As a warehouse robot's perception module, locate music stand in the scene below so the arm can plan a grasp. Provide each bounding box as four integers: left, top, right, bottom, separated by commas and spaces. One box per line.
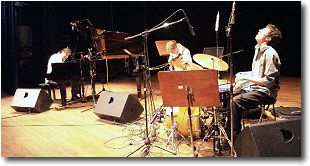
155, 40, 176, 57
203, 47, 224, 58
203, 47, 225, 79
158, 70, 220, 156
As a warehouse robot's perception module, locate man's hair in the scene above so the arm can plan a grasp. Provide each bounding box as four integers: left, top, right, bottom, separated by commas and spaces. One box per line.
266, 24, 282, 47
60, 47, 71, 54
166, 40, 177, 52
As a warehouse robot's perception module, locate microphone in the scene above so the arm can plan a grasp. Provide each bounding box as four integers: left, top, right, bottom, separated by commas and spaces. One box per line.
123, 49, 132, 55
186, 84, 192, 95
70, 21, 78, 26
215, 11, 219, 32
230, 1, 236, 24
182, 10, 195, 36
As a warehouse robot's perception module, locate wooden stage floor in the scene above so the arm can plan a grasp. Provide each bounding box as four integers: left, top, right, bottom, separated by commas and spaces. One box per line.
1, 74, 301, 157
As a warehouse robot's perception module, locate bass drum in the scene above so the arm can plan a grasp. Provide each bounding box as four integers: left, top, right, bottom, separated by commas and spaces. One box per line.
165, 107, 202, 138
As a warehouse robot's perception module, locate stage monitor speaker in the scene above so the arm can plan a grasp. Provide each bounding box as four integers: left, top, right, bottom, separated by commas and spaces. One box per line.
11, 88, 53, 113
94, 91, 144, 123
235, 118, 301, 157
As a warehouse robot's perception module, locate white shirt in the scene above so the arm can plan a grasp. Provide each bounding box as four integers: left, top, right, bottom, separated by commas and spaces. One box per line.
45, 52, 65, 83
168, 43, 192, 71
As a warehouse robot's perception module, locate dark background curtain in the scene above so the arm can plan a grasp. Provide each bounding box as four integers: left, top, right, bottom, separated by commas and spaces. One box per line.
1, 1, 18, 94
1, 1, 301, 94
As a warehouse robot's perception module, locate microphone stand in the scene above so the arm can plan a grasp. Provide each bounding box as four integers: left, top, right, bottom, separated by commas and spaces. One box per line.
226, 1, 237, 157
215, 11, 220, 78
125, 18, 185, 157
186, 84, 198, 157
81, 49, 97, 113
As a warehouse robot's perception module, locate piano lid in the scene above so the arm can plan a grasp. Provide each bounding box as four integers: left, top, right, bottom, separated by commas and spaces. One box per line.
92, 30, 143, 56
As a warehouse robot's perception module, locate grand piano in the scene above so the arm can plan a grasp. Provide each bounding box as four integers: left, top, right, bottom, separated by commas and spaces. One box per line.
48, 29, 144, 105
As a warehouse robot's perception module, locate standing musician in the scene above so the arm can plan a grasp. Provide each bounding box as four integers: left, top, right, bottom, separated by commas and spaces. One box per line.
166, 40, 192, 71
45, 47, 80, 106
225, 24, 282, 145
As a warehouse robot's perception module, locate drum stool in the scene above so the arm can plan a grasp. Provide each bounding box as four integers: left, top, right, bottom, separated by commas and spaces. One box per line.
242, 101, 276, 129
258, 101, 276, 123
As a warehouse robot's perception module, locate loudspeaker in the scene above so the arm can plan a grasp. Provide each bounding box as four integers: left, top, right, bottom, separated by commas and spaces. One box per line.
235, 118, 301, 157
94, 91, 144, 123
11, 88, 53, 113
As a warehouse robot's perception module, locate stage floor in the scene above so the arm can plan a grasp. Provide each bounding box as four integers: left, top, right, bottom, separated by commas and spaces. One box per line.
1, 74, 301, 157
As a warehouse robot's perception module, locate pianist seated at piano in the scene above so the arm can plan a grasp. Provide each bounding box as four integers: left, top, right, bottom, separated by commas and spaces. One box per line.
45, 47, 80, 106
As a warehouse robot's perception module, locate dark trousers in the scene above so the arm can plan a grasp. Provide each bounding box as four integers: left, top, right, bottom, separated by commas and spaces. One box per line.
48, 80, 80, 106
225, 90, 276, 141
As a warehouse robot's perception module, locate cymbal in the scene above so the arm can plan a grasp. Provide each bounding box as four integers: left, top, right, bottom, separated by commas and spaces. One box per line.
171, 61, 203, 71
193, 54, 229, 71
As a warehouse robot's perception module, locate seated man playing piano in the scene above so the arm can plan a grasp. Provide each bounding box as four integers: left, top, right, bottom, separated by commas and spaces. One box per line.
45, 47, 80, 106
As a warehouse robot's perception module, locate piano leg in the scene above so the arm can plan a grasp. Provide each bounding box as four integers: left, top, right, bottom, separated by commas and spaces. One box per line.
71, 79, 80, 99
80, 80, 85, 99
59, 82, 67, 106
134, 72, 142, 98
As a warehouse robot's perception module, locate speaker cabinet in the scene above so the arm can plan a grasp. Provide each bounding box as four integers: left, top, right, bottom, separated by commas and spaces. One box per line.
11, 88, 53, 113
235, 118, 301, 157
94, 91, 144, 123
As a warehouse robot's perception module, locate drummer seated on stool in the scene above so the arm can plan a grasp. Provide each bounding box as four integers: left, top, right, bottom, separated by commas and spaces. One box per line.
166, 40, 192, 71
45, 47, 80, 106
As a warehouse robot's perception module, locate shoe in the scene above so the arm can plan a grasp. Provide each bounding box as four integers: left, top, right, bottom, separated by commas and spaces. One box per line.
71, 95, 80, 102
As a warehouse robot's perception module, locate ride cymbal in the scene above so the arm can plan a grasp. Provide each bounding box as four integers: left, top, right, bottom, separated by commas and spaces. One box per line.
193, 54, 228, 71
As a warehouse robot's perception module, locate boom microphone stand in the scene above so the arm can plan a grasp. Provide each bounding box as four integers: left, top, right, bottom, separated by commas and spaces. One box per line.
124, 18, 185, 157
81, 48, 97, 112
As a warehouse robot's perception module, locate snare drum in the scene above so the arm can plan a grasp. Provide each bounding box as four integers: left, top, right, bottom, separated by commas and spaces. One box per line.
218, 84, 230, 109
165, 107, 202, 138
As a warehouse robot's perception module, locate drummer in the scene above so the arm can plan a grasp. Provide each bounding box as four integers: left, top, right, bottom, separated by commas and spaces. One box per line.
166, 40, 192, 71
164, 41, 194, 136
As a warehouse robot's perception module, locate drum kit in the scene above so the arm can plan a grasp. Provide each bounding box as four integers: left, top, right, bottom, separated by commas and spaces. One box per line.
170, 53, 229, 71
164, 53, 231, 155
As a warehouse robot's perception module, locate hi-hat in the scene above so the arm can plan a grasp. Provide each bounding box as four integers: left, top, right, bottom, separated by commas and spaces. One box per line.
193, 54, 229, 71
171, 61, 203, 71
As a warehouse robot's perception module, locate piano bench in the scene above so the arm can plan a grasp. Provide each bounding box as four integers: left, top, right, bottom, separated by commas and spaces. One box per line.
39, 83, 57, 100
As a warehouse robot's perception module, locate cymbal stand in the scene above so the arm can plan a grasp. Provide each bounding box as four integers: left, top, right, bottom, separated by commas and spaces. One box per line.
225, 1, 237, 156
202, 107, 231, 155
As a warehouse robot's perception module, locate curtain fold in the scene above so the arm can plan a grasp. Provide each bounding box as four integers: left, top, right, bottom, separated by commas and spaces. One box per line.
1, 1, 18, 94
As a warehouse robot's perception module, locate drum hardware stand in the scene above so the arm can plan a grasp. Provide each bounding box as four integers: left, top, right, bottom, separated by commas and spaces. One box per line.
165, 108, 187, 150
150, 107, 164, 124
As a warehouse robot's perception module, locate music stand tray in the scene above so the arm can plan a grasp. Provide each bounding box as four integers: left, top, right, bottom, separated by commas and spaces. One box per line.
158, 70, 220, 107
155, 40, 176, 57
